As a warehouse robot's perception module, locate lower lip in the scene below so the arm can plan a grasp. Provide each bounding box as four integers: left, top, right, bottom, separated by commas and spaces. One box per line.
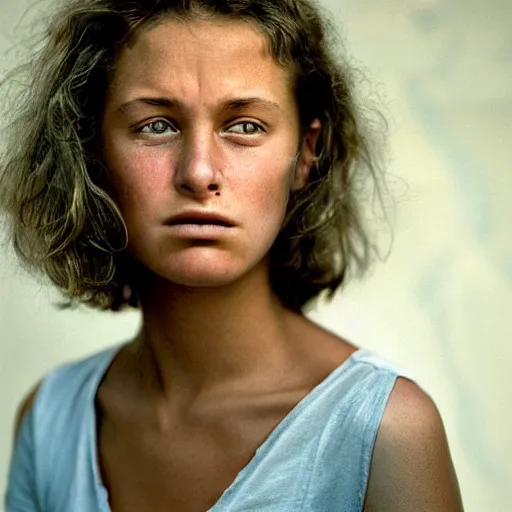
166, 223, 234, 237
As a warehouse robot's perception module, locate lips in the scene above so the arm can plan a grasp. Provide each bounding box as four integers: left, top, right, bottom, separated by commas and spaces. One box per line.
167, 211, 235, 227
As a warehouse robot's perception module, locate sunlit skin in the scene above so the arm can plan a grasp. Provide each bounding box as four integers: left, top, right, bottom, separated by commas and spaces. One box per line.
100, 17, 330, 402
102, 18, 319, 290
12, 15, 465, 512
95, 20, 360, 510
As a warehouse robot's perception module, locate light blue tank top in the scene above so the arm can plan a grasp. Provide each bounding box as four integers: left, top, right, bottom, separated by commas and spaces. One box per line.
6, 344, 413, 512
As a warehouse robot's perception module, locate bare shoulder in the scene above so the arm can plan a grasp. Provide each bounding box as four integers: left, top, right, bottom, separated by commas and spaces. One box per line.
13, 382, 41, 440
363, 377, 464, 512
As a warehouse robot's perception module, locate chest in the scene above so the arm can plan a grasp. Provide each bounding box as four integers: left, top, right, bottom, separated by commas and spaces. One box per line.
96, 392, 307, 512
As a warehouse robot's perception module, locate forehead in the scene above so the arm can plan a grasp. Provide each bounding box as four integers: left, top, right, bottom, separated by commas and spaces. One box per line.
107, 17, 294, 110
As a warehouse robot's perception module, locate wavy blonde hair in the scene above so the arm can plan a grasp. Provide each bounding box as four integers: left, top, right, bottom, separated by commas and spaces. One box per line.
0, 0, 388, 312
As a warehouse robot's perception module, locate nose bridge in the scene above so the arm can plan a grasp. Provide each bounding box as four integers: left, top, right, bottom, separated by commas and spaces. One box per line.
175, 124, 220, 195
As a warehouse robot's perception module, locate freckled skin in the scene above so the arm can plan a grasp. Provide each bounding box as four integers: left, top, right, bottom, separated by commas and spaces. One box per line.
12, 17, 464, 512
101, 18, 313, 288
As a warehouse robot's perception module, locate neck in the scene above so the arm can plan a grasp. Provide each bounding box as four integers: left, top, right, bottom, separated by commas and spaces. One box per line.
133, 260, 302, 399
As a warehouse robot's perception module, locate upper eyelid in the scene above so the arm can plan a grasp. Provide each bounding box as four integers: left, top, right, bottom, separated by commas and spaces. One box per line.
225, 120, 266, 132
138, 119, 177, 131
134, 118, 266, 132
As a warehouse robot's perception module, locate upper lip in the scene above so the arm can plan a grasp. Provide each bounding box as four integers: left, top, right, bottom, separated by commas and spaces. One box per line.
167, 210, 236, 227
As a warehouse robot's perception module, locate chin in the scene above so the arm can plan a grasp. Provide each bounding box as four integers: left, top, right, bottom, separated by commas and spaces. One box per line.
168, 275, 238, 288
152, 253, 251, 288
135, 241, 271, 290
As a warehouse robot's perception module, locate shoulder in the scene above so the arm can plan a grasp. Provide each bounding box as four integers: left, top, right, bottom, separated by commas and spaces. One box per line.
12, 344, 122, 442
14, 383, 41, 440
363, 377, 464, 511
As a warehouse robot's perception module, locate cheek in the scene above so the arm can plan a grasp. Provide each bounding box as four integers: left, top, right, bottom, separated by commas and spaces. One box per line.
106, 145, 173, 213
236, 153, 295, 222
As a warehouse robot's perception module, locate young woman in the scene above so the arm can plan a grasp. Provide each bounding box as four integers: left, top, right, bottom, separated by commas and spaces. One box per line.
2, 0, 464, 510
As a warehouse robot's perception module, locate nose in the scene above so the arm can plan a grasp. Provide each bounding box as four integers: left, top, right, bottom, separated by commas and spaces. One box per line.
174, 132, 222, 199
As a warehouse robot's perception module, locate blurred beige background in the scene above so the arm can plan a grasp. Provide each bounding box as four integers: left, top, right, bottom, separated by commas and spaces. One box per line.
1, 0, 511, 510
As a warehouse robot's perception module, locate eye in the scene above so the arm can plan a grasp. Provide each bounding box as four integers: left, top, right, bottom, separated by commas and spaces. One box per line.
226, 122, 265, 135
140, 120, 177, 135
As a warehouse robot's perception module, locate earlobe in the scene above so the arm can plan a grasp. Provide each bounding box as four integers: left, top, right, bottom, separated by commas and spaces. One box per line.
291, 119, 322, 191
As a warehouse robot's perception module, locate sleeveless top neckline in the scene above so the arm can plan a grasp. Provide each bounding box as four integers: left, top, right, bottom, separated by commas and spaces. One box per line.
87, 345, 367, 511
7, 343, 414, 512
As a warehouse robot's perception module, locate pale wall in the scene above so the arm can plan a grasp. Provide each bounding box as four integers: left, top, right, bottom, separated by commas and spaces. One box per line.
1, 0, 510, 510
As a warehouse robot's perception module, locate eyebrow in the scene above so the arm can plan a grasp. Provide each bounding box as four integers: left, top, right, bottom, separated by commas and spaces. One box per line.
117, 97, 183, 115
220, 97, 283, 114
116, 96, 283, 116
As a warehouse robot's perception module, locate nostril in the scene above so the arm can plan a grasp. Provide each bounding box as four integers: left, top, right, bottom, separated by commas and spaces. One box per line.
180, 183, 194, 193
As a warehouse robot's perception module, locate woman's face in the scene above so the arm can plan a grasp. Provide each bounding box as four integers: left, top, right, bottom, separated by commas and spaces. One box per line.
101, 17, 319, 288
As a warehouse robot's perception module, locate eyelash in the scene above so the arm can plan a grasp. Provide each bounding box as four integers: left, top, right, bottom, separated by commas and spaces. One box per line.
137, 120, 266, 136
226, 121, 265, 135
139, 120, 177, 135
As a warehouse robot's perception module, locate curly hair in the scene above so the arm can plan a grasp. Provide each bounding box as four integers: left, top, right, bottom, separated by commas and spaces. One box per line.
0, 0, 388, 313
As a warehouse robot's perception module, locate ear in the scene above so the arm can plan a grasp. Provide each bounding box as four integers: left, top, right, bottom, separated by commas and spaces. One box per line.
291, 118, 322, 191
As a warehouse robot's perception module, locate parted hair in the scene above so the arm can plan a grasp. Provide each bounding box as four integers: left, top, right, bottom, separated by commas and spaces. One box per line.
0, 0, 387, 312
